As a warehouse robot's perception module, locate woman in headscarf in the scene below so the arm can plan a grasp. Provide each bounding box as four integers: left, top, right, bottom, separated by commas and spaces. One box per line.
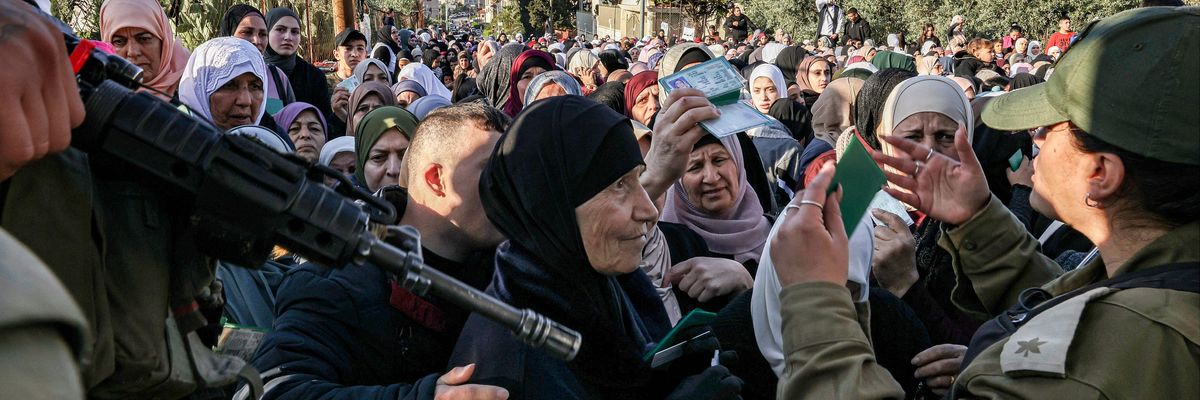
396, 62, 454, 100
809, 77, 864, 149
661, 133, 771, 270
371, 43, 397, 78
345, 81, 397, 137
859, 75, 986, 355
265, 8, 333, 133
1026, 40, 1043, 59
773, 46, 805, 101
869, 50, 917, 73
950, 75, 978, 100
1007, 72, 1044, 91
391, 80, 427, 108
501, 49, 557, 116
354, 106, 418, 192
916, 55, 943, 76
353, 58, 393, 84
219, 4, 295, 115
568, 50, 603, 93
179, 37, 268, 132
597, 49, 629, 82
406, 95, 451, 120
273, 102, 327, 163
99, 0, 190, 99
746, 64, 805, 202
449, 95, 741, 399
794, 56, 833, 106
623, 71, 659, 129
475, 43, 528, 108
522, 71, 583, 106
318, 136, 356, 185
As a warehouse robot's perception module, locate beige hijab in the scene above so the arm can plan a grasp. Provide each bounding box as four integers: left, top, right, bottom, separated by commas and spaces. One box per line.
878, 75, 974, 205
810, 77, 864, 146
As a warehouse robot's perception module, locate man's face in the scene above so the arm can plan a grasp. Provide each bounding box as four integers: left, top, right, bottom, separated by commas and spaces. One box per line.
733, 7, 741, 15
1059, 19, 1071, 31
335, 39, 367, 71
848, 12, 858, 22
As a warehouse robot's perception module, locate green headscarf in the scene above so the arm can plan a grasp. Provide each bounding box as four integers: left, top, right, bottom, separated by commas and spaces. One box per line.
869, 50, 916, 73
354, 106, 419, 184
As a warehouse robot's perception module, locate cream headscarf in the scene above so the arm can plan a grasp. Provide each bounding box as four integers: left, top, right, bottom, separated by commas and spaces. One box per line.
178, 37, 267, 127
878, 75, 974, 204
100, 0, 190, 98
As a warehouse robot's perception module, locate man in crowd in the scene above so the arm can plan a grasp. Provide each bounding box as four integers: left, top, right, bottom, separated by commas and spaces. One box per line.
724, 7, 754, 43
327, 28, 367, 132
245, 103, 511, 400
815, 0, 844, 45
1045, 14, 1075, 53
842, 7, 871, 46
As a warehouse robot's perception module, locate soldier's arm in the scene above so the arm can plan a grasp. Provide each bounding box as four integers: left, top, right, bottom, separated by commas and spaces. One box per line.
778, 282, 905, 399
937, 196, 1063, 319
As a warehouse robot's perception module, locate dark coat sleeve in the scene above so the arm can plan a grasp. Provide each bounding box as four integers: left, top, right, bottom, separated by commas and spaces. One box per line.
449, 313, 589, 400
249, 264, 439, 400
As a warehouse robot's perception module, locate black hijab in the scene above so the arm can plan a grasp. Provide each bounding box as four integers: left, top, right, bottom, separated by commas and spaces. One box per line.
768, 97, 813, 145
477, 43, 528, 108
774, 46, 804, 85
375, 27, 401, 55
854, 68, 918, 150
480, 95, 656, 388
1009, 72, 1043, 90
219, 4, 263, 37
598, 49, 628, 74
264, 8, 300, 73
588, 81, 627, 115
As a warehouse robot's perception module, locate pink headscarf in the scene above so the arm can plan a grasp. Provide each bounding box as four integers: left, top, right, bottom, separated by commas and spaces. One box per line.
100, 0, 190, 98
660, 136, 771, 263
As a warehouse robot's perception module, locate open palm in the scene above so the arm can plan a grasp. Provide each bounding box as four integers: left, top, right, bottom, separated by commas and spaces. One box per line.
872, 126, 991, 226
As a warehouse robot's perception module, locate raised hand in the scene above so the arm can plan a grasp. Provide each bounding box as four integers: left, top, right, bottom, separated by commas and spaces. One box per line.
770, 164, 848, 287
640, 88, 718, 201
871, 125, 989, 225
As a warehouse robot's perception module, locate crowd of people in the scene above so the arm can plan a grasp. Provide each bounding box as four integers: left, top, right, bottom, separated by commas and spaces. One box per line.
0, 0, 1197, 399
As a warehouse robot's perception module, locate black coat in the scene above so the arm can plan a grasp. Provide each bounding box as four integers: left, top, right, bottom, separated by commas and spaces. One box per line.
724, 15, 753, 41
281, 57, 341, 138
843, 18, 872, 43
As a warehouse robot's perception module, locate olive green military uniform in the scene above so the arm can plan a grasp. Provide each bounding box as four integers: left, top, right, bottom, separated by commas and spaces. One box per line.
0, 227, 88, 399
778, 196, 1199, 399
777, 7, 1199, 399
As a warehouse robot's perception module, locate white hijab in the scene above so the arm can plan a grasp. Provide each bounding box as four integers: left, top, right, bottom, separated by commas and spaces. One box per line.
179, 37, 267, 126
749, 63, 787, 102
397, 62, 453, 100
353, 58, 393, 84
319, 136, 355, 166
761, 42, 787, 64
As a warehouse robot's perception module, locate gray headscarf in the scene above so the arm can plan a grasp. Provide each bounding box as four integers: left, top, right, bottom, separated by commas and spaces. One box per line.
523, 71, 583, 106
477, 43, 528, 107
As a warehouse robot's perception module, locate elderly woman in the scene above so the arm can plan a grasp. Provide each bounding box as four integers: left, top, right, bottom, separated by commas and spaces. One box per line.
99, 0, 190, 99
219, 4, 295, 114
623, 71, 659, 129
179, 37, 268, 132
397, 62, 454, 100
449, 96, 742, 399
746, 64, 805, 203
476, 44, 527, 107
523, 71, 583, 106
273, 102, 327, 163
391, 80, 427, 108
354, 106, 418, 192
345, 81, 396, 137
353, 58, 392, 84
502, 50, 557, 116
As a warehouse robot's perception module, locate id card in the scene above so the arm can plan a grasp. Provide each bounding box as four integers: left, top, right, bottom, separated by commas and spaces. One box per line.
658, 57, 743, 99
658, 58, 768, 137
336, 75, 361, 93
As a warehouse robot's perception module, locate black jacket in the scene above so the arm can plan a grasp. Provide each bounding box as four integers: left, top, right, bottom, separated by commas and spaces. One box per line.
281, 57, 341, 138
843, 18, 871, 43
724, 15, 754, 41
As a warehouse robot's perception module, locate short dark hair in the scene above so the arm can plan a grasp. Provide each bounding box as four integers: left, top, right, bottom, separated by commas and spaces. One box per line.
847, 7, 859, 14
1141, 0, 1184, 6
1072, 126, 1200, 227
406, 102, 510, 184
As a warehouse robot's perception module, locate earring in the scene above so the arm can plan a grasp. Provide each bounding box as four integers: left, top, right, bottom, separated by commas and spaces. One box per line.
1085, 193, 1100, 208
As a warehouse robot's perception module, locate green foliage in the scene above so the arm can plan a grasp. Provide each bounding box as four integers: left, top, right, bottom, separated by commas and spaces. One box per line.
487, 2, 522, 36
741, 0, 1173, 44
657, 0, 728, 29
520, 0, 576, 35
